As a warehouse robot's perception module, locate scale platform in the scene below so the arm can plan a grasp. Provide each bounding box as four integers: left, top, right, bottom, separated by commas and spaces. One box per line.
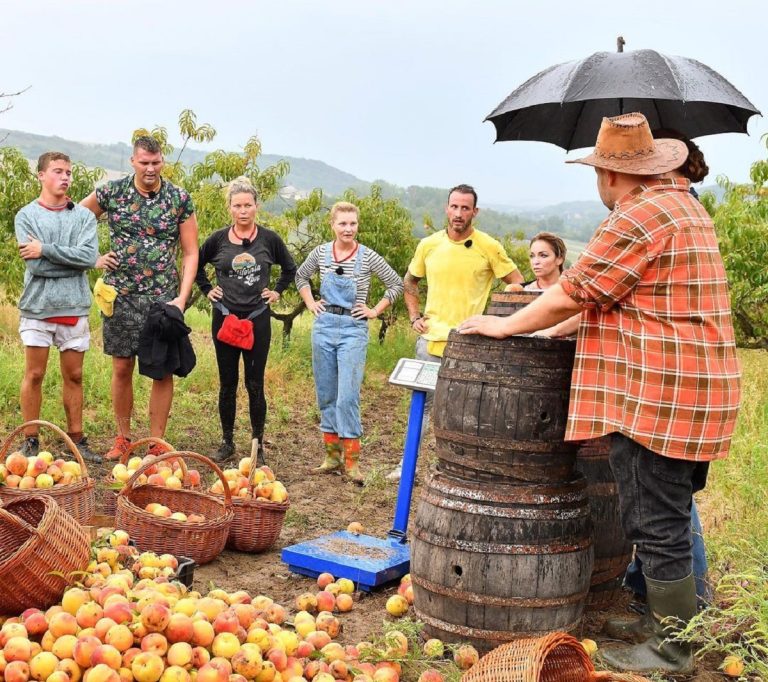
281, 358, 441, 591
281, 530, 410, 591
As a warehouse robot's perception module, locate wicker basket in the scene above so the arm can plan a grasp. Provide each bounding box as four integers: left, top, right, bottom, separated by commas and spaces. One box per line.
0, 494, 91, 615
225, 439, 289, 552
461, 633, 652, 682
101, 437, 183, 517
114, 451, 233, 565
0, 420, 96, 525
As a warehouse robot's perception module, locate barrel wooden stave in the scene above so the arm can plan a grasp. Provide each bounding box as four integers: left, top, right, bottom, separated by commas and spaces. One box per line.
575, 436, 633, 610
411, 472, 593, 651
486, 291, 541, 316
434, 332, 577, 483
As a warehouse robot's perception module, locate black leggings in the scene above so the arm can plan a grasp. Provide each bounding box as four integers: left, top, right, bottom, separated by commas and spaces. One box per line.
212, 308, 272, 442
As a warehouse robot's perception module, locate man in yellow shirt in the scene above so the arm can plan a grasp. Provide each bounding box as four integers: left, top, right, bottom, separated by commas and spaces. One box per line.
386, 184, 522, 480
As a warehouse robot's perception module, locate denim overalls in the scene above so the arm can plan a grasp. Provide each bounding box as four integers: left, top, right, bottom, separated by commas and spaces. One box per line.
311, 243, 369, 439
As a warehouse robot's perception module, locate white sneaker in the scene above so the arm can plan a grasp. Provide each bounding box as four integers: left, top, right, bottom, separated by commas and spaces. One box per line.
386, 462, 402, 481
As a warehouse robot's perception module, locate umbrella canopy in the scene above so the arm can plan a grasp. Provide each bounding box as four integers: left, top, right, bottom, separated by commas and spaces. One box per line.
486, 46, 761, 150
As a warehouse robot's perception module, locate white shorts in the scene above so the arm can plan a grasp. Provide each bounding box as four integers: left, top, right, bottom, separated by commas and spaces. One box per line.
19, 317, 90, 352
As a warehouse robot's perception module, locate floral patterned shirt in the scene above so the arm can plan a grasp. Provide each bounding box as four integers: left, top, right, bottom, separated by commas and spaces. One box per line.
96, 175, 195, 296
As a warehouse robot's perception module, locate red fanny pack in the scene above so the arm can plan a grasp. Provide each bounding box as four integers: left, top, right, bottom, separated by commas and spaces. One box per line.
215, 303, 264, 350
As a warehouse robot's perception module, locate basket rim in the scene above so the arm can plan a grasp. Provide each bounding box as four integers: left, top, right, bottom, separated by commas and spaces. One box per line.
0, 420, 91, 477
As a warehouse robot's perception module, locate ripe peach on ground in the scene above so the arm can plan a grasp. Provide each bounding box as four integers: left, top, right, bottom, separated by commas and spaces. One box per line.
196, 599, 227, 622
76, 602, 104, 629
56, 658, 82, 682
5, 660, 31, 682
373, 664, 399, 682
231, 645, 263, 678
21, 611, 48, 638
140, 634, 168, 658
254, 661, 277, 682
190, 620, 215, 648
73, 636, 102, 669
29, 651, 58, 681
103, 602, 132, 627
105, 625, 133, 653
207, 658, 232, 678
384, 632, 408, 658
328, 661, 348, 680
295, 641, 315, 659
49, 612, 79, 639
191, 646, 211, 669
47, 671, 71, 682
722, 655, 744, 677
83, 663, 120, 682
122, 648, 141, 669
417, 670, 444, 682
384, 596, 408, 618
140, 605, 170, 634
274, 631, 299, 657
314, 592, 335, 614
305, 632, 331, 651
319, 643, 345, 663
263, 604, 286, 625
453, 645, 479, 671
91, 645, 122, 671
194, 664, 227, 682
346, 522, 363, 535
211, 633, 240, 660
164, 614, 194, 644
159, 666, 189, 682
422, 639, 444, 658
335, 594, 353, 613
266, 649, 287, 672
95, 619, 119, 642
130, 653, 165, 682
294, 593, 317, 614
51, 636, 78, 661
166, 643, 192, 669
313, 673, 335, 682
212, 611, 240, 636
314, 614, 340, 639
4, 637, 33, 663
316, 573, 335, 590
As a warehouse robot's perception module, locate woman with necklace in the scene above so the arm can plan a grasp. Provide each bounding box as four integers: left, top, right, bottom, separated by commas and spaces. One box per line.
523, 231, 567, 291
195, 177, 296, 462
296, 201, 403, 483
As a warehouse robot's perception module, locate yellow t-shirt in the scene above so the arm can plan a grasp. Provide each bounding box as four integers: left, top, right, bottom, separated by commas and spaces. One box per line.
408, 229, 518, 356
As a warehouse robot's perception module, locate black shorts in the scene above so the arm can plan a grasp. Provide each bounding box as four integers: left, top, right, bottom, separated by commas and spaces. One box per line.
102, 294, 171, 357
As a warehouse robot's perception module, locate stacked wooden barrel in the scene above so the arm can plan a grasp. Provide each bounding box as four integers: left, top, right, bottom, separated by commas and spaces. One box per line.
411, 326, 593, 652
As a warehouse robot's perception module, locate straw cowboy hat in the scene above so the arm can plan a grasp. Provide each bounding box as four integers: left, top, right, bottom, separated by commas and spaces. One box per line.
567, 112, 688, 175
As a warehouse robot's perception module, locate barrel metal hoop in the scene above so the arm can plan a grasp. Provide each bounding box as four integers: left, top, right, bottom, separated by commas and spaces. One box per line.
411, 574, 589, 608
413, 526, 593, 555
421, 491, 590, 521
437, 366, 572, 387
427, 473, 587, 504
414, 608, 582, 641
434, 428, 577, 454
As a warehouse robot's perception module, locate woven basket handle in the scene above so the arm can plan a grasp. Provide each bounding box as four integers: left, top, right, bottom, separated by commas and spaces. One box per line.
0, 420, 90, 478
591, 673, 648, 682
0, 502, 41, 537
118, 450, 233, 508
247, 438, 261, 498
116, 437, 188, 480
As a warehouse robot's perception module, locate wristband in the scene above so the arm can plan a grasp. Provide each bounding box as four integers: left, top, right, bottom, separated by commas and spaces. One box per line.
410, 315, 422, 325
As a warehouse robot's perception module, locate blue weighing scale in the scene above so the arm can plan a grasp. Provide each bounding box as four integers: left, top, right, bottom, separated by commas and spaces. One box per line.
281, 358, 441, 591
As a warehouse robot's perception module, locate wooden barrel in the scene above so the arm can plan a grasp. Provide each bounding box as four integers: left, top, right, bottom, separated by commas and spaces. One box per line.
433, 331, 577, 484
411, 470, 593, 652
575, 436, 633, 610
486, 290, 541, 315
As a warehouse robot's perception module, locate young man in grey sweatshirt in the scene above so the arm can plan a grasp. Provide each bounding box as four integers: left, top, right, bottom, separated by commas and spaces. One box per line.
15, 151, 101, 462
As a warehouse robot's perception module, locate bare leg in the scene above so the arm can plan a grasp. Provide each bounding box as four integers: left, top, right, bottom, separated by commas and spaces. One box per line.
21, 346, 50, 435
112, 356, 135, 438
149, 374, 174, 438
59, 350, 85, 433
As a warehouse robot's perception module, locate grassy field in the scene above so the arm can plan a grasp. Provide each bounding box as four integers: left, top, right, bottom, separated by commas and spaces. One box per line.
1, 302, 767, 674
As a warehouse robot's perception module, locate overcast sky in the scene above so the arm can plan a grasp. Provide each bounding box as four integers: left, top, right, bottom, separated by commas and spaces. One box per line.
1, 0, 765, 205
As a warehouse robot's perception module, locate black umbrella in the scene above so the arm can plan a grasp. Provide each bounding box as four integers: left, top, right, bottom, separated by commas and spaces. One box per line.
486, 38, 761, 150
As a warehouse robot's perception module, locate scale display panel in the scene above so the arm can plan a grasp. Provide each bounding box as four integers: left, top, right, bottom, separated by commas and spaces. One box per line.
388, 358, 440, 392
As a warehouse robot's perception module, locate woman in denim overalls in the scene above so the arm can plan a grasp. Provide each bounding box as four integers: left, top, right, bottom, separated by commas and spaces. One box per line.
296, 202, 403, 483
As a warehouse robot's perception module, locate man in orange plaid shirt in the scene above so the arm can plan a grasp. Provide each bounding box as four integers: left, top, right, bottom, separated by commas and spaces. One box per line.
459, 113, 741, 675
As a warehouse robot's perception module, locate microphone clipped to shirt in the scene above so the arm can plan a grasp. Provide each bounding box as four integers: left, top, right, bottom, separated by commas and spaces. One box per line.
464, 239, 473, 249
66, 201, 75, 210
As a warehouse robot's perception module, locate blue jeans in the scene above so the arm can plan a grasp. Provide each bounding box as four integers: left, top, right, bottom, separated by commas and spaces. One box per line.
608, 432, 709, 582
624, 499, 711, 606
312, 313, 368, 438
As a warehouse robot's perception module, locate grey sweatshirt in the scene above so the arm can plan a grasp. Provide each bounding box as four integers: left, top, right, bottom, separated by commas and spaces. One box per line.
15, 201, 99, 319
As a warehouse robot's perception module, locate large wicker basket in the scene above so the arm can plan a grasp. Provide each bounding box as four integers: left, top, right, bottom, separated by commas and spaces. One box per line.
0, 494, 91, 615
114, 451, 233, 565
0, 420, 96, 525
101, 437, 182, 517
461, 632, 652, 682
225, 439, 289, 552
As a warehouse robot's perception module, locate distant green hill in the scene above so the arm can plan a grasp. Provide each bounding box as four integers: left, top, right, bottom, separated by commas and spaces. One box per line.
0, 128, 370, 197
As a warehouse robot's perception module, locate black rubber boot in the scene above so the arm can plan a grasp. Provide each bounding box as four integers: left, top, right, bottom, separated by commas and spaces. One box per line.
212, 440, 235, 462
74, 436, 103, 464
602, 573, 696, 674
604, 611, 654, 643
